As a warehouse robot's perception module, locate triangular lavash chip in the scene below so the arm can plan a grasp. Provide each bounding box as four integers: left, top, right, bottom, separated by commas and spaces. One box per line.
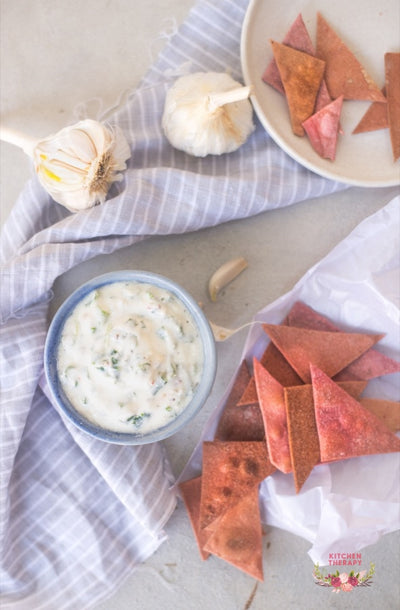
263, 14, 332, 114
334, 347, 400, 381
253, 358, 292, 474
316, 13, 386, 102
262, 323, 382, 383
259, 338, 303, 386
215, 361, 265, 442
385, 52, 400, 161
286, 301, 400, 381
360, 398, 400, 433
284, 379, 366, 492
270, 40, 325, 136
353, 88, 389, 134
284, 384, 320, 492
237, 376, 258, 406
215, 402, 265, 442
179, 476, 210, 560
311, 365, 400, 462
238, 341, 302, 406
302, 95, 344, 160
203, 486, 264, 581
199, 441, 275, 529
287, 301, 339, 332
263, 13, 316, 94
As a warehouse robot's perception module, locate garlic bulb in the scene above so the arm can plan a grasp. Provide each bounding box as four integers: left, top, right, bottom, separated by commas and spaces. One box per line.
162, 72, 254, 157
0, 119, 131, 212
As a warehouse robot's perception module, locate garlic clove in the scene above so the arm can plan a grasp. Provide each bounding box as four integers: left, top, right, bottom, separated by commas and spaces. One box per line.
208, 256, 248, 301
162, 72, 255, 157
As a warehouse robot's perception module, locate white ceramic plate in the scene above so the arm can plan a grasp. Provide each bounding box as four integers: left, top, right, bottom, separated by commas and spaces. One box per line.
241, 0, 400, 186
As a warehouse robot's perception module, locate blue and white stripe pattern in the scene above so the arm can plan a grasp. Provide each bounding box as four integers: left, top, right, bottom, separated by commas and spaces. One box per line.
0, 0, 346, 607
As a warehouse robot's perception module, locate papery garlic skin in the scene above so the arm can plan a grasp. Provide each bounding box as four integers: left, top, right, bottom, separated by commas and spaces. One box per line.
162, 72, 254, 157
33, 119, 131, 212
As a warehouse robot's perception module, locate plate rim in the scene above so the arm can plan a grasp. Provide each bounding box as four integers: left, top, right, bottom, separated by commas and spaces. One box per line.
240, 0, 400, 188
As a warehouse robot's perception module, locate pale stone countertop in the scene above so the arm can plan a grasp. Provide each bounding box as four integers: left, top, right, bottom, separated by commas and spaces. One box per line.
1, 2, 399, 609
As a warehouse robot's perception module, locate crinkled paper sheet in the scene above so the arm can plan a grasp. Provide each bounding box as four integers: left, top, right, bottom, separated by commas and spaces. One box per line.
179, 196, 400, 565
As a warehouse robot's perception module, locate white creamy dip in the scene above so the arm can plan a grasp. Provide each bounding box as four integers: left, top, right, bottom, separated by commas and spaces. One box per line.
57, 281, 204, 434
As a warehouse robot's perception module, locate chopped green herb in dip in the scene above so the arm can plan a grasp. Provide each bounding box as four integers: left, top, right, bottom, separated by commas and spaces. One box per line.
57, 281, 203, 433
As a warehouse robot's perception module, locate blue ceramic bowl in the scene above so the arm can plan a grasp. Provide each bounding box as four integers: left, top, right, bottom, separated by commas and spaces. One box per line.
44, 270, 216, 444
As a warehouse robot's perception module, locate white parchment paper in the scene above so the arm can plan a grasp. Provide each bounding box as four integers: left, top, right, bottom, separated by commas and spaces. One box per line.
180, 196, 400, 565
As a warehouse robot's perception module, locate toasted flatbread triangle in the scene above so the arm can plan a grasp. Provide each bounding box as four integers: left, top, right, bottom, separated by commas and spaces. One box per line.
287, 301, 339, 332
335, 346, 400, 381
303, 95, 343, 160
286, 301, 400, 381
199, 441, 274, 529
263, 13, 315, 94
353, 88, 389, 134
215, 360, 264, 442
311, 365, 400, 462
271, 40, 325, 136
316, 13, 386, 102
203, 486, 264, 581
253, 358, 292, 474
262, 323, 382, 383
237, 376, 258, 406
237, 341, 302, 406
284, 384, 320, 492
385, 52, 400, 161
179, 476, 210, 560
360, 398, 400, 433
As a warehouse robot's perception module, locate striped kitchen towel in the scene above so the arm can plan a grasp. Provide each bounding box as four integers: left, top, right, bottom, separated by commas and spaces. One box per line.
0, 0, 347, 608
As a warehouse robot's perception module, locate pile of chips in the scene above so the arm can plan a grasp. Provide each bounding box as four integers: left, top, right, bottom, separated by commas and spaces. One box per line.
262, 13, 400, 161
179, 301, 400, 581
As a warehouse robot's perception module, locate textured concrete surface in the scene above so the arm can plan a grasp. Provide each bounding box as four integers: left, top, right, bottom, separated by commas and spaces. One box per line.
1, 2, 399, 609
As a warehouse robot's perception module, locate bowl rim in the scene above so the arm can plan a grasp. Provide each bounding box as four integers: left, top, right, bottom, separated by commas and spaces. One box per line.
44, 270, 217, 445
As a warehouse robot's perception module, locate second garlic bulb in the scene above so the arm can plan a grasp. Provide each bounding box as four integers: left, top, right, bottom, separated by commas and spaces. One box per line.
162, 72, 254, 157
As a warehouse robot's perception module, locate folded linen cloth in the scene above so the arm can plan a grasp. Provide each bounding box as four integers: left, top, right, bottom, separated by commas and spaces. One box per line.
0, 0, 347, 608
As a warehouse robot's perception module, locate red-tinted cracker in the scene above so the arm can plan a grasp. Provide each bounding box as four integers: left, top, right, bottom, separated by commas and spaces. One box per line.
262, 323, 382, 383
284, 384, 320, 492
179, 476, 210, 560
385, 52, 400, 161
237, 341, 302, 407
360, 398, 400, 432
237, 377, 259, 406
263, 13, 333, 115
334, 348, 400, 381
215, 402, 265, 442
199, 441, 275, 529
302, 95, 344, 160
287, 301, 400, 381
270, 40, 325, 136
311, 365, 400, 462
336, 380, 368, 399
219, 360, 252, 408
203, 486, 264, 581
215, 361, 265, 441
287, 301, 339, 332
316, 13, 386, 102
253, 358, 292, 474
260, 340, 303, 386
263, 14, 316, 94
353, 88, 389, 134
